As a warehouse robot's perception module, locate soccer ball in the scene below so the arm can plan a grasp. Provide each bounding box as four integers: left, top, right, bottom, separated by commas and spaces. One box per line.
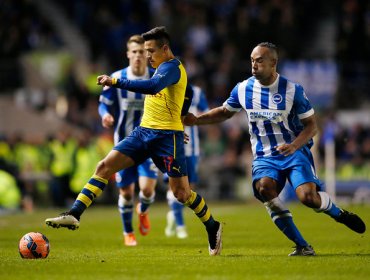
19, 232, 50, 259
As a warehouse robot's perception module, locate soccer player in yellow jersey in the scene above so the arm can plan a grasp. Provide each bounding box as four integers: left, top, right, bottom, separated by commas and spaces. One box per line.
45, 26, 222, 256
98, 35, 158, 247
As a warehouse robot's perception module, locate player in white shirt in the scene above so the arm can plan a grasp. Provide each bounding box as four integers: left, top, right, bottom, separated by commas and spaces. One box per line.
184, 42, 366, 256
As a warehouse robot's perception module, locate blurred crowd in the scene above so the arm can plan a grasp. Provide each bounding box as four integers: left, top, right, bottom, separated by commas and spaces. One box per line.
1, 0, 369, 97
1, 0, 369, 107
55, 0, 370, 107
0, 0, 369, 211
0, 128, 116, 213
319, 116, 370, 181
0, 0, 62, 89
56, 0, 326, 106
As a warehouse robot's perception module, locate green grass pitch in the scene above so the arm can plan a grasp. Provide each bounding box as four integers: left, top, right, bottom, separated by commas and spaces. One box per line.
1, 201, 369, 280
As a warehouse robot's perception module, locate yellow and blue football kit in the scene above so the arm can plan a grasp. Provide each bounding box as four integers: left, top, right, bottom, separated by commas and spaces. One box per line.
71, 59, 216, 230
113, 59, 188, 177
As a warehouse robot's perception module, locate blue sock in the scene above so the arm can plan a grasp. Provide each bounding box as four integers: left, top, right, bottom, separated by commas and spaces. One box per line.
316, 191, 341, 218
274, 215, 308, 247
118, 195, 133, 233
171, 201, 185, 226
139, 191, 155, 213
325, 203, 341, 217
265, 198, 308, 247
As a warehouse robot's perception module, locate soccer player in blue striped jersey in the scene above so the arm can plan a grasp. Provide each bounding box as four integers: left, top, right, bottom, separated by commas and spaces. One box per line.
184, 42, 365, 256
98, 35, 158, 246
165, 84, 209, 239
45, 26, 222, 256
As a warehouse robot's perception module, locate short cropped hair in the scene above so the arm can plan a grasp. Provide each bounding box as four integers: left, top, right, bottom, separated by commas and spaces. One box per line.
142, 26, 171, 47
126, 35, 145, 49
257, 42, 278, 59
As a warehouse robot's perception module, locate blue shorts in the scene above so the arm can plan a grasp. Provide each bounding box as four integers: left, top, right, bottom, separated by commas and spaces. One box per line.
163, 155, 199, 184
252, 146, 322, 201
113, 126, 188, 178
115, 158, 158, 188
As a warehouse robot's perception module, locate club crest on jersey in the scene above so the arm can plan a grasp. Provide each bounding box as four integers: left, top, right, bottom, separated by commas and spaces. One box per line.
272, 93, 283, 104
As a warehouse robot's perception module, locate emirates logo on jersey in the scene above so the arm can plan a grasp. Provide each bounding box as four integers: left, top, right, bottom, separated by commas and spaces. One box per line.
272, 93, 283, 104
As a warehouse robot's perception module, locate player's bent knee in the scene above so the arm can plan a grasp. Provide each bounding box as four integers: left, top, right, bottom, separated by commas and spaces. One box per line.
255, 178, 278, 201
141, 188, 154, 198
95, 160, 113, 179
121, 192, 134, 201
256, 186, 276, 201
172, 189, 188, 203
297, 192, 317, 208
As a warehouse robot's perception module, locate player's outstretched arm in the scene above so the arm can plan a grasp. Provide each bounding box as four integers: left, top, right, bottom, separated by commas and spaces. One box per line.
185, 106, 235, 126
182, 113, 198, 126
97, 62, 180, 95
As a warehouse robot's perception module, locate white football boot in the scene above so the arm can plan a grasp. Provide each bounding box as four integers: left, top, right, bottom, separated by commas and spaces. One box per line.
45, 212, 80, 230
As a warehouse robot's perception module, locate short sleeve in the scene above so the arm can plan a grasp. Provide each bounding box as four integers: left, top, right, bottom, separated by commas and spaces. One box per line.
294, 84, 314, 119
223, 83, 243, 112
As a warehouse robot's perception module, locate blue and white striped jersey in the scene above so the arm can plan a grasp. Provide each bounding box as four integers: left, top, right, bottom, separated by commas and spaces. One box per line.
223, 74, 314, 158
98, 66, 154, 144
185, 85, 209, 157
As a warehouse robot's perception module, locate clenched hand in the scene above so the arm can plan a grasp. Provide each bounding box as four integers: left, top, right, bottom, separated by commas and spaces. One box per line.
97, 75, 113, 86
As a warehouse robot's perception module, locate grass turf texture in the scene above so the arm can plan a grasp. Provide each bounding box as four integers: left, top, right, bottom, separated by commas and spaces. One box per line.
1, 202, 369, 280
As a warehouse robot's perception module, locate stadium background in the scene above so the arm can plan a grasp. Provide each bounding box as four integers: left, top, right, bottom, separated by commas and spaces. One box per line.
0, 0, 369, 212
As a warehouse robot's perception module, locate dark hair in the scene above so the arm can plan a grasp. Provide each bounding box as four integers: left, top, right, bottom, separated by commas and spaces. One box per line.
257, 42, 278, 59
141, 26, 171, 47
